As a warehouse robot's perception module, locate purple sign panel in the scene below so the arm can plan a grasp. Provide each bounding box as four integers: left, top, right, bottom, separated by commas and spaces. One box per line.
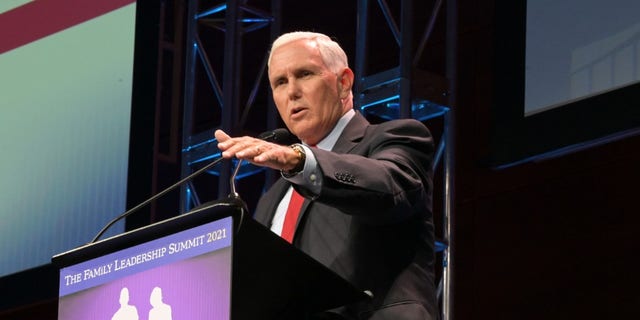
58, 216, 233, 320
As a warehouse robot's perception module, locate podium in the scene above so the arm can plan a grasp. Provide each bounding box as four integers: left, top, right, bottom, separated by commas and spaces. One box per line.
52, 198, 368, 320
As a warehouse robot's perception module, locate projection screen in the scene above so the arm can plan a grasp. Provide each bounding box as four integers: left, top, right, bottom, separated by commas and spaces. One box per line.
0, 0, 136, 277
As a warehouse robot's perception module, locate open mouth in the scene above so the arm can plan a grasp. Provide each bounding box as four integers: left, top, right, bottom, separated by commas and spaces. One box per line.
291, 106, 305, 116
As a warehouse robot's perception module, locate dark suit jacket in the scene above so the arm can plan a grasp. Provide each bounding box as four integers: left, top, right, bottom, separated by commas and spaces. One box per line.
254, 112, 438, 320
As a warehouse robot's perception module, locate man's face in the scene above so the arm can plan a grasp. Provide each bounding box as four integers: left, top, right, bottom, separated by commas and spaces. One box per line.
268, 39, 349, 145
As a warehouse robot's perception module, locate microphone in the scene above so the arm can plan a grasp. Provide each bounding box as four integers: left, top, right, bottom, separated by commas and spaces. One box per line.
90, 128, 294, 243
229, 128, 295, 198
257, 127, 298, 145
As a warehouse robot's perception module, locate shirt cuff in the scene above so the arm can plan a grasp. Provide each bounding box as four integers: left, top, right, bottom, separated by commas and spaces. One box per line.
281, 144, 322, 195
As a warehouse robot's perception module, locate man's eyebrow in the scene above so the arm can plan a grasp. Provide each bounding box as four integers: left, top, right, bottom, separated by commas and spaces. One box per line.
269, 74, 286, 85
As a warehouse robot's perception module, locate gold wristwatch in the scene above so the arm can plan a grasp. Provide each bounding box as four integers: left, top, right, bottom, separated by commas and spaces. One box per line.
283, 143, 306, 177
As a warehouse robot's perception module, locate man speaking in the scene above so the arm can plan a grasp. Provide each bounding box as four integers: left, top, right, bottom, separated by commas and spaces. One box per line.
215, 31, 438, 320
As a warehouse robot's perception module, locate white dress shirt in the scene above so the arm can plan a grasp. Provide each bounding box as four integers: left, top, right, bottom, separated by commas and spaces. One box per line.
269, 109, 355, 236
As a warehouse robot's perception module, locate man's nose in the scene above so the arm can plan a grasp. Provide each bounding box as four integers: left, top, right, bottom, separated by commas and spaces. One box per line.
287, 79, 301, 99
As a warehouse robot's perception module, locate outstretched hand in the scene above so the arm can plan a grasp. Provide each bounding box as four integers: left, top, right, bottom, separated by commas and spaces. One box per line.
215, 129, 302, 172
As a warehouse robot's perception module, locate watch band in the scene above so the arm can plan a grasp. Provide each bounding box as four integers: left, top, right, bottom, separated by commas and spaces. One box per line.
282, 143, 306, 177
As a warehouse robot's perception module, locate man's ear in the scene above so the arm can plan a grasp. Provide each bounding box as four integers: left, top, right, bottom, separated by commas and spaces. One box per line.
337, 67, 354, 99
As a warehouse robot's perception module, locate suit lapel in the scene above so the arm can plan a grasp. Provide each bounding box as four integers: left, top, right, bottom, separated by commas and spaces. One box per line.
331, 111, 368, 153
292, 112, 370, 238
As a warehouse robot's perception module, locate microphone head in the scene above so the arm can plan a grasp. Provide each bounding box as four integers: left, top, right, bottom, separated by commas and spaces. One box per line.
259, 128, 298, 145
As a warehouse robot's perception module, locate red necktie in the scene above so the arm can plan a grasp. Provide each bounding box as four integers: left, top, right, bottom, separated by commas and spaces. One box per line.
281, 189, 304, 243
281, 144, 314, 243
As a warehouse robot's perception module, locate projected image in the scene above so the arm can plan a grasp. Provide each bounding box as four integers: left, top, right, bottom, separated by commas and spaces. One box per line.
0, 0, 33, 15
0, 0, 136, 277
525, 0, 640, 115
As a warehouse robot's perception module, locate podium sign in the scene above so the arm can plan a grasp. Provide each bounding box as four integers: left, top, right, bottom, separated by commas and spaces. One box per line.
53, 200, 368, 320
56, 215, 234, 319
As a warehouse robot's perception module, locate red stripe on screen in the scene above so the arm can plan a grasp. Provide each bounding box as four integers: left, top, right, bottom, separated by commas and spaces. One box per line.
0, 0, 135, 54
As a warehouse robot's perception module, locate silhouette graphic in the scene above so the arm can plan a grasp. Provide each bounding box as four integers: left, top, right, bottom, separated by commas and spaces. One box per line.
112, 287, 139, 320
149, 286, 172, 320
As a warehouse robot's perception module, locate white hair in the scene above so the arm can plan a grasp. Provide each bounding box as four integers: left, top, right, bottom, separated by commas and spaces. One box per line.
267, 31, 349, 73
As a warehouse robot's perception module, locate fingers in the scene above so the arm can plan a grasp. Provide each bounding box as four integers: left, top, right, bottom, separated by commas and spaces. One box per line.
215, 132, 296, 170
251, 144, 302, 172
216, 130, 250, 158
236, 142, 264, 159
216, 131, 268, 161
214, 129, 231, 143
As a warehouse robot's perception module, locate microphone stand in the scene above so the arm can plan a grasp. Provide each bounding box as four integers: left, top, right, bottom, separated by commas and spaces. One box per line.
91, 128, 294, 244
90, 156, 226, 243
